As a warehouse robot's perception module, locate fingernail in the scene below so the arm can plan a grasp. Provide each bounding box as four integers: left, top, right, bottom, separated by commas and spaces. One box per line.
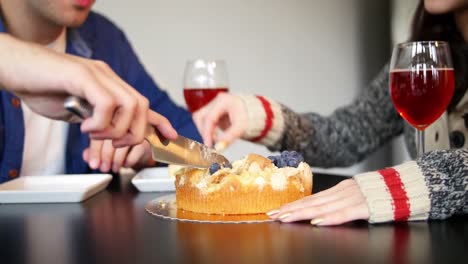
310, 218, 324, 226
90, 159, 99, 169
214, 141, 227, 152
266, 210, 280, 216
278, 213, 292, 220
112, 165, 119, 173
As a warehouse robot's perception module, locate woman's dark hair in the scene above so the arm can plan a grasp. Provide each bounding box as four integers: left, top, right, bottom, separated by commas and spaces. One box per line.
410, 0, 468, 112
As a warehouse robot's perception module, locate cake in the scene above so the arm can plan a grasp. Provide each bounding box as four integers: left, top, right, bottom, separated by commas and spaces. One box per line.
174, 151, 313, 215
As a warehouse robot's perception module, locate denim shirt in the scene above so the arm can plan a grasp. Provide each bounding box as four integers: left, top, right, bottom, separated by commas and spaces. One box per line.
0, 12, 201, 183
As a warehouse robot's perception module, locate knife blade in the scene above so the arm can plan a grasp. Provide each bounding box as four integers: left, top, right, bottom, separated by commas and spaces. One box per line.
64, 96, 229, 168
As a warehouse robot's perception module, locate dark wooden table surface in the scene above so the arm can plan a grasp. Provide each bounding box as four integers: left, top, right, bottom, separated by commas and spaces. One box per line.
0, 173, 466, 264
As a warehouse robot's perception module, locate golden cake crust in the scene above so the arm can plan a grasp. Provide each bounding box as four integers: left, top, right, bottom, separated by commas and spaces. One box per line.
175, 153, 313, 215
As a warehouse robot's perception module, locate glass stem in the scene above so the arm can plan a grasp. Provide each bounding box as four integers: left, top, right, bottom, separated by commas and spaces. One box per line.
416, 129, 425, 158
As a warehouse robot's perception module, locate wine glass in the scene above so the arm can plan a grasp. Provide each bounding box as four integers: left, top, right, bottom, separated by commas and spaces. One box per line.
389, 41, 455, 157
183, 59, 229, 113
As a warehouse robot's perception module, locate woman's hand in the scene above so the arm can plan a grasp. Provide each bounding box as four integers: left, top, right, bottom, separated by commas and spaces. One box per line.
193, 93, 247, 148
267, 179, 370, 226
83, 139, 153, 173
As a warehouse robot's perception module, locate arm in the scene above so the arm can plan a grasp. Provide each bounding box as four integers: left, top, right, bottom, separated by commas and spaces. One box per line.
243, 65, 404, 167
268, 148, 467, 225
80, 20, 201, 173
0, 33, 176, 146
355, 148, 467, 223
194, 65, 404, 167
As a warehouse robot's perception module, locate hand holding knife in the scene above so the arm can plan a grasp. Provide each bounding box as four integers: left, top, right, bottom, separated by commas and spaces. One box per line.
64, 96, 229, 168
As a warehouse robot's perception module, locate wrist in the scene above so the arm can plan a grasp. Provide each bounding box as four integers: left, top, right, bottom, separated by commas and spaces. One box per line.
354, 161, 431, 224
0, 34, 18, 91
237, 94, 285, 147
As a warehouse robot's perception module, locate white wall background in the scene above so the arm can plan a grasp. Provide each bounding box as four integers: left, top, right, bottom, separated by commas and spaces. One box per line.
94, 0, 392, 176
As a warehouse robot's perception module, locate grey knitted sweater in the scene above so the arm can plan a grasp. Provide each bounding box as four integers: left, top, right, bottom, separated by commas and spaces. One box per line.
240, 65, 467, 223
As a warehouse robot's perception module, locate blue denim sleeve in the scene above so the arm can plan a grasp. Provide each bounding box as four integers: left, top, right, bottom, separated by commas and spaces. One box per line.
0, 109, 3, 163
113, 31, 202, 142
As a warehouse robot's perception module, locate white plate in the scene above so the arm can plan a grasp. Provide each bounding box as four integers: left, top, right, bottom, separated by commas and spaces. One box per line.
132, 167, 174, 192
0, 174, 112, 204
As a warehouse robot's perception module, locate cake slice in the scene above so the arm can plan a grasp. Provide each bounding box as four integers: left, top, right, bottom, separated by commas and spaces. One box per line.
175, 152, 313, 215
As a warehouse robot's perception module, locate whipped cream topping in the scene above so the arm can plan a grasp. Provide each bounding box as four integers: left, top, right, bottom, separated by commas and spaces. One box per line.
255, 177, 266, 190
179, 175, 185, 186
270, 172, 287, 190
196, 179, 208, 190
180, 155, 312, 194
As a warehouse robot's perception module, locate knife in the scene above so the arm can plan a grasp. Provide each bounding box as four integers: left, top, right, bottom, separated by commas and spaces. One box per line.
64, 96, 229, 168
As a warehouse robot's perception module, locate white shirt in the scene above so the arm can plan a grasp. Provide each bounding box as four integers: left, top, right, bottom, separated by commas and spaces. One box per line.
20, 30, 69, 176
424, 90, 468, 151
425, 112, 450, 151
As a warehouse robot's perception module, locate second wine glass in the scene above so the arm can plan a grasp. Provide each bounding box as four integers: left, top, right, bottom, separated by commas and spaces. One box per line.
389, 41, 455, 157
183, 59, 229, 113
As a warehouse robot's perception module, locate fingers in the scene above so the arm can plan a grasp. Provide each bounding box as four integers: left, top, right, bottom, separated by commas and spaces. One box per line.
216, 122, 245, 148
312, 203, 370, 226
124, 143, 147, 168
193, 93, 246, 147
83, 140, 116, 172
112, 142, 151, 172
201, 103, 230, 147
5, 45, 155, 146
112, 109, 177, 148
274, 192, 364, 223
193, 105, 214, 147
267, 179, 370, 226
84, 140, 104, 170
85, 61, 138, 139
112, 146, 130, 173
277, 179, 355, 212
67, 58, 178, 148
97, 64, 149, 145
78, 74, 116, 133
84, 139, 152, 173
71, 60, 150, 146
147, 110, 178, 140
126, 96, 149, 145
99, 140, 116, 172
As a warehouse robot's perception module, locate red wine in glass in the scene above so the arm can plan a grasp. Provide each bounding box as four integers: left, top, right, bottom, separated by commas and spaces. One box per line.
389, 41, 454, 157
184, 87, 229, 113
183, 60, 229, 113
390, 68, 455, 130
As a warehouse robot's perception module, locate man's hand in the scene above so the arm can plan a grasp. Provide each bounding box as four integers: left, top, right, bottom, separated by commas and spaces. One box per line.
83, 139, 153, 173
0, 33, 177, 146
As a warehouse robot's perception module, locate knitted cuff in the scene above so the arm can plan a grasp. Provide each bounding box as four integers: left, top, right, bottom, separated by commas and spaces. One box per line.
238, 94, 285, 147
354, 161, 431, 224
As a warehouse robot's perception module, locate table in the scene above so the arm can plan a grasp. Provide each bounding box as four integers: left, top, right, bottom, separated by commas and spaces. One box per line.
0, 173, 466, 264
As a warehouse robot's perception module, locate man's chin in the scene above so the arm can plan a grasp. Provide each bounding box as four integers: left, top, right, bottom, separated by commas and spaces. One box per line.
67, 20, 87, 28
61, 13, 90, 28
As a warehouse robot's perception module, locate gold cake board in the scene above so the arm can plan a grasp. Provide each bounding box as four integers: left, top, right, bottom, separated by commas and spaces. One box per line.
145, 194, 274, 224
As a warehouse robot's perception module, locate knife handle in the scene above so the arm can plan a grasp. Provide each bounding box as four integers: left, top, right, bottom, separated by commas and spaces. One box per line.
64, 96, 93, 121
64, 95, 172, 151
64, 95, 164, 141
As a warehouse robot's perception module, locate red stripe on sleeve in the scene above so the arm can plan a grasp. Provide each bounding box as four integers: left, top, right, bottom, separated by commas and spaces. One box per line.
251, 95, 274, 142
378, 168, 410, 221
